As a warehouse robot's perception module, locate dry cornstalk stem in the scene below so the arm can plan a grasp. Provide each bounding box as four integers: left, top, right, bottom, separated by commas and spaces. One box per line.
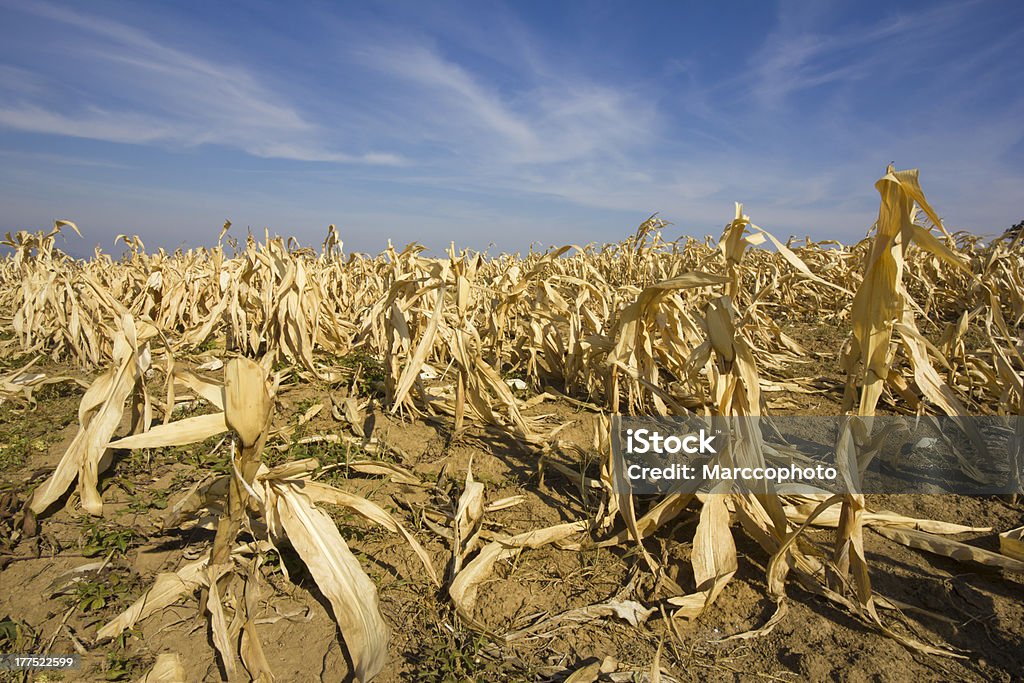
210, 357, 274, 568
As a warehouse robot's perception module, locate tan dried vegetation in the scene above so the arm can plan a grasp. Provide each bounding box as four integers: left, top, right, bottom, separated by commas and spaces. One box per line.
1, 167, 1022, 681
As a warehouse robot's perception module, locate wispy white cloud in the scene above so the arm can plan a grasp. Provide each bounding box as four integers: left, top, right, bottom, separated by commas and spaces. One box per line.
0, 148, 135, 170
746, 1, 967, 108
0, 0, 402, 164
357, 39, 656, 166
0, 106, 175, 144
0, 65, 48, 97
367, 43, 538, 150
345, 35, 672, 226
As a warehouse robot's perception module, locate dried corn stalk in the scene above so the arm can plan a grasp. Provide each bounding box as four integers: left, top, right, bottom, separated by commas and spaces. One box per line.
28, 314, 154, 516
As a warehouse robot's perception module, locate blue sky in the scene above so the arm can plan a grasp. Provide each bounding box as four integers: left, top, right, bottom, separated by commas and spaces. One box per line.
0, 0, 1021, 256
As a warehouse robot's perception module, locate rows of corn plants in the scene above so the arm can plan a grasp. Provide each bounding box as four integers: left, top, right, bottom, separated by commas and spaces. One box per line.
1, 167, 1022, 681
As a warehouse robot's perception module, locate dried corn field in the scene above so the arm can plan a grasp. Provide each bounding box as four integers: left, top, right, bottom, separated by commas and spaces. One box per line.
0, 167, 1022, 682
